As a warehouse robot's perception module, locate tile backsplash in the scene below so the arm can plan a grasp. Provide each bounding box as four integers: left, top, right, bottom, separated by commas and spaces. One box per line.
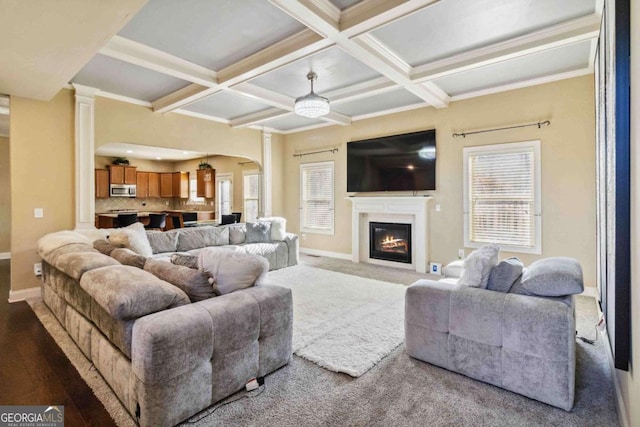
95, 197, 216, 213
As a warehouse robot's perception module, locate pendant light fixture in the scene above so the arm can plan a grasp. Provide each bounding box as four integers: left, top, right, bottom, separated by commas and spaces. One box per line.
294, 71, 330, 118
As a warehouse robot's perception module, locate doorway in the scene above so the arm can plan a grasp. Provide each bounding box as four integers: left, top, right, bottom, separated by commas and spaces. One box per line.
215, 173, 233, 221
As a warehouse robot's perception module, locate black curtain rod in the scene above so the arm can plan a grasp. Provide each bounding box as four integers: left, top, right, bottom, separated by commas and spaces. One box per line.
452, 120, 551, 138
293, 148, 338, 158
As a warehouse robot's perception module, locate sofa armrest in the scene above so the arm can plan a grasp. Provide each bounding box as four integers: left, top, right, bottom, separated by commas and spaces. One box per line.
283, 233, 299, 266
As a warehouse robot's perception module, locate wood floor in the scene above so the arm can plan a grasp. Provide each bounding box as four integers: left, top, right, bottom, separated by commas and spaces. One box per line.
0, 260, 116, 426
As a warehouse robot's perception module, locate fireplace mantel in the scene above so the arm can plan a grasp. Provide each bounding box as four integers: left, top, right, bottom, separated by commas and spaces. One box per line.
347, 196, 433, 273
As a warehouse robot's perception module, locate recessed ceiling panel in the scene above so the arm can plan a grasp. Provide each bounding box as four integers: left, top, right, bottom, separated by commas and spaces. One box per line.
434, 41, 592, 96
183, 91, 272, 120
333, 88, 423, 117
372, 0, 596, 66
331, 0, 362, 10
262, 114, 325, 131
71, 54, 189, 102
119, 0, 306, 70
250, 46, 382, 98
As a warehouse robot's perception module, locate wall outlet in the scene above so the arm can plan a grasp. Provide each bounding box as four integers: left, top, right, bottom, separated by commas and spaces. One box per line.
429, 262, 442, 275
435, 204, 441, 212
34, 208, 44, 218
458, 249, 465, 259
34, 263, 42, 276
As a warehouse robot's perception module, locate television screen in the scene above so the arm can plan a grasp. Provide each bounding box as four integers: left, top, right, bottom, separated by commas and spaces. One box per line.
347, 129, 436, 192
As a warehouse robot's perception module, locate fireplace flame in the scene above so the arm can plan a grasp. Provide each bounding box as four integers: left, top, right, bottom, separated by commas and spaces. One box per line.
379, 234, 408, 253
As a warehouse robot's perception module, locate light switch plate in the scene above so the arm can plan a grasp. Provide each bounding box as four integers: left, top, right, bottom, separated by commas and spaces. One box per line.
34, 208, 44, 218
435, 204, 441, 212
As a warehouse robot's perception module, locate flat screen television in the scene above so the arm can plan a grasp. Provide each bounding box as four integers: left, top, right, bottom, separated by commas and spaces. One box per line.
347, 129, 436, 192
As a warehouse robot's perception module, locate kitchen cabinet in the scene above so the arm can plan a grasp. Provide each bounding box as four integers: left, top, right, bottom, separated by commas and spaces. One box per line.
95, 169, 109, 198
173, 172, 190, 198
136, 172, 149, 198
196, 168, 215, 198
148, 172, 160, 198
108, 165, 137, 184
160, 173, 173, 198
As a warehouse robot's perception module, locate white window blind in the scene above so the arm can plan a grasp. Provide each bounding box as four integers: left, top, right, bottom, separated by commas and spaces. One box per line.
300, 161, 334, 234
243, 172, 260, 223
464, 141, 541, 254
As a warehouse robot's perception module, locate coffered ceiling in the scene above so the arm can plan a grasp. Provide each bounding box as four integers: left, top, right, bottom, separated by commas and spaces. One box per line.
9, 0, 603, 135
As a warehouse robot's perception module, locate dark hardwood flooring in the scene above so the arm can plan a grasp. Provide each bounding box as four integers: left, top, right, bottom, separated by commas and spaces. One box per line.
0, 260, 116, 426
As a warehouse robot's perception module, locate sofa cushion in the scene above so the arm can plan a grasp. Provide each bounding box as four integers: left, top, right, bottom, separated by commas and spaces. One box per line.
176, 226, 230, 251
93, 239, 117, 256
198, 247, 269, 295
257, 217, 287, 241
144, 259, 215, 302
487, 257, 523, 293
108, 222, 153, 257
170, 253, 199, 269
458, 244, 500, 288
227, 224, 246, 245
443, 259, 465, 278
80, 265, 190, 320
51, 251, 120, 281
110, 248, 147, 269
241, 242, 289, 271
146, 230, 179, 254
246, 222, 271, 243
521, 257, 584, 296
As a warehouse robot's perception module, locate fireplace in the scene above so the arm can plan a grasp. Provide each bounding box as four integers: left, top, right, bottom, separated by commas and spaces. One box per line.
369, 222, 412, 264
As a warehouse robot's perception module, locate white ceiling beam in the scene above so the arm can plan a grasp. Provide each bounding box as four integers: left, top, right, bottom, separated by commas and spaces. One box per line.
230, 108, 291, 128
152, 84, 219, 113
411, 14, 601, 82
324, 77, 398, 104
340, 0, 440, 38
269, 0, 339, 37
100, 35, 218, 87
322, 111, 351, 126
229, 83, 297, 111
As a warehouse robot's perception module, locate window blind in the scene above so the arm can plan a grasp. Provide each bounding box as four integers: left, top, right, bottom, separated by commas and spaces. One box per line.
468, 148, 535, 247
301, 162, 334, 232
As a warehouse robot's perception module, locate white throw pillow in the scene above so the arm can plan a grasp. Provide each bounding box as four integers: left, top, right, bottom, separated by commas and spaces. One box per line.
458, 244, 500, 288
198, 247, 269, 295
108, 222, 153, 258
257, 217, 287, 241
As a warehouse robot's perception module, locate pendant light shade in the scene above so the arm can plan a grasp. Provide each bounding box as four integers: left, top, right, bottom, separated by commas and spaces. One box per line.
294, 71, 330, 118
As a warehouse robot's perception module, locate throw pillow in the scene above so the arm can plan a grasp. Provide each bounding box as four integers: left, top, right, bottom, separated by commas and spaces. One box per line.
108, 222, 153, 257
486, 257, 523, 293
170, 253, 199, 269
246, 221, 272, 243
458, 244, 500, 288
257, 217, 287, 241
110, 247, 147, 269
144, 258, 215, 302
146, 230, 179, 254
521, 257, 584, 296
198, 247, 269, 296
228, 224, 246, 245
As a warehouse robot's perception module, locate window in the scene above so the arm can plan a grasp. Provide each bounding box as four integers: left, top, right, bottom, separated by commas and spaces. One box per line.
189, 178, 205, 203
300, 161, 334, 235
216, 173, 233, 219
463, 140, 541, 254
243, 171, 260, 223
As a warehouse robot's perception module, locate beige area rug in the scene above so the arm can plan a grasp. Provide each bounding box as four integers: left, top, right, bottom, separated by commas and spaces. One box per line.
265, 265, 407, 377
27, 298, 136, 427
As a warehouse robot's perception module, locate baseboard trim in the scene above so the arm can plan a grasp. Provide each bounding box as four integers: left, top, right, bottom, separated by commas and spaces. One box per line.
0, 252, 10, 260
581, 286, 597, 297
598, 313, 630, 427
300, 247, 352, 260
8, 286, 41, 303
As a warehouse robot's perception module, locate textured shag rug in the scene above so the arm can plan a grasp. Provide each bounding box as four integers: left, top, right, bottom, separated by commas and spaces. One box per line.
266, 265, 406, 377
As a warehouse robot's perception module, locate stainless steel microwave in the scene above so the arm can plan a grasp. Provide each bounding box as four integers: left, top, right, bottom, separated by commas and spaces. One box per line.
110, 184, 136, 197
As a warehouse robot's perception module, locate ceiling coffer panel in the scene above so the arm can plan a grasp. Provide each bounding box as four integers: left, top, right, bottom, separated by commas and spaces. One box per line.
183, 91, 272, 120
333, 88, 423, 117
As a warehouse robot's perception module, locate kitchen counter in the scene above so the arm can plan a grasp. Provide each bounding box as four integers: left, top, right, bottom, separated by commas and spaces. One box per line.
96, 210, 216, 229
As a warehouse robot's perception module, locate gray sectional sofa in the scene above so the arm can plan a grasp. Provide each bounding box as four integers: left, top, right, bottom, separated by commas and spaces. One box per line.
37, 229, 294, 426
405, 248, 583, 411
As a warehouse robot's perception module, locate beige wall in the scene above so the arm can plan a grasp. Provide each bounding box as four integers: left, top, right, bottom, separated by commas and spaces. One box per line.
10, 89, 75, 291
282, 76, 597, 288
0, 136, 10, 252
94, 155, 175, 172
95, 97, 263, 163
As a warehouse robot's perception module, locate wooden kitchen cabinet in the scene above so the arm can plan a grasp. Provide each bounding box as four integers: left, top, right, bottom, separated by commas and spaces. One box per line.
109, 165, 137, 184
173, 172, 190, 198
95, 169, 110, 198
196, 168, 215, 198
160, 173, 173, 198
148, 172, 160, 198
136, 172, 149, 198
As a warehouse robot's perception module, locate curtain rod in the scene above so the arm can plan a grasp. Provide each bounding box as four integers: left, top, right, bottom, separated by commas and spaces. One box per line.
452, 120, 551, 138
293, 147, 339, 158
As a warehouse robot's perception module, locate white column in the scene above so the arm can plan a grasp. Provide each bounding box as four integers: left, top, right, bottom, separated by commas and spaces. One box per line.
262, 131, 272, 217
73, 84, 100, 230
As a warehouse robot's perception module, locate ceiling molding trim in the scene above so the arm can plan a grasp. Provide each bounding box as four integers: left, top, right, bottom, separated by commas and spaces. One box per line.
100, 35, 218, 87
588, 38, 598, 72
230, 83, 295, 110
411, 14, 601, 82
449, 67, 593, 102
355, 33, 412, 75
152, 84, 218, 113
304, 0, 341, 24
230, 108, 291, 128
321, 110, 351, 126
95, 90, 152, 107
279, 121, 335, 134
340, 0, 440, 38
351, 101, 428, 121
172, 108, 231, 124
269, 0, 338, 38
325, 77, 398, 104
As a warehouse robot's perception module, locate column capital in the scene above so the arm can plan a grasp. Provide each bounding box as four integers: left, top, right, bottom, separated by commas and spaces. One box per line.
72, 83, 100, 98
